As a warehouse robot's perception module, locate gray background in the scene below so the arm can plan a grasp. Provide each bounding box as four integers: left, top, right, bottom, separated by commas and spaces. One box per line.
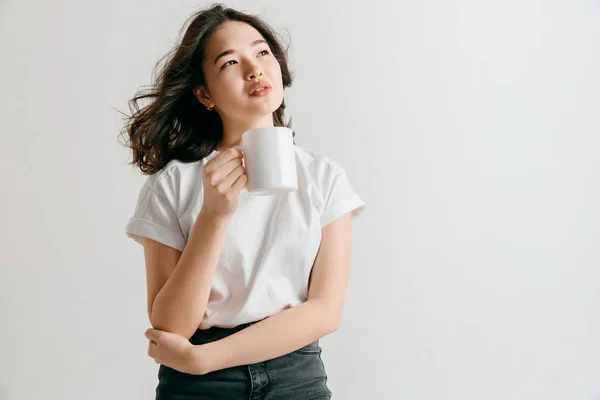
1, 0, 599, 399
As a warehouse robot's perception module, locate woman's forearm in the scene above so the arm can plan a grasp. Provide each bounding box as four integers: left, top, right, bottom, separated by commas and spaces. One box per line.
197, 300, 337, 373
150, 208, 231, 339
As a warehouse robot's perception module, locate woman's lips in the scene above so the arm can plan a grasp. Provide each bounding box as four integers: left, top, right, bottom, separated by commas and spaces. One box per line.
249, 87, 272, 97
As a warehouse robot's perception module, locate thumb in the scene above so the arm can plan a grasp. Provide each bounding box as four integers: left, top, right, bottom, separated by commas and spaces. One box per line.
145, 328, 161, 342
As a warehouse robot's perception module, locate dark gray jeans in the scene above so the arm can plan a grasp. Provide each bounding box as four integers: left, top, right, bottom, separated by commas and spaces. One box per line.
155, 320, 332, 399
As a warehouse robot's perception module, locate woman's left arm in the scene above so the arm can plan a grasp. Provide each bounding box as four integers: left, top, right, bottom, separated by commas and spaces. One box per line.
197, 212, 353, 374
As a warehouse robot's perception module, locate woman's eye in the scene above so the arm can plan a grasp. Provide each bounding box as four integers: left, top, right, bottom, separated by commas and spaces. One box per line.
222, 50, 269, 69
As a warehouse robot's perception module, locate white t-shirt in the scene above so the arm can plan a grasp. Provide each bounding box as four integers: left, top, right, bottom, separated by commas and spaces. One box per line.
125, 145, 366, 329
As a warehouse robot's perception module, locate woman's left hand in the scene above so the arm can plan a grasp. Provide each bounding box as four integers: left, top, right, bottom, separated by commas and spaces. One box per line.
145, 328, 206, 375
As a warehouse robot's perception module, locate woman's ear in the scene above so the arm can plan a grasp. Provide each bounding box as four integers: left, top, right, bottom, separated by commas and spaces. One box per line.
193, 86, 213, 109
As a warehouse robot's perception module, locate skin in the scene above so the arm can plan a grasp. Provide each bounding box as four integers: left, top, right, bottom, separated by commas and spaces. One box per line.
192, 20, 285, 151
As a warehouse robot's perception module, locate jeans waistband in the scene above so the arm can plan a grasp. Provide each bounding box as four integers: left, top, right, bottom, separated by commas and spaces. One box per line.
189, 319, 263, 345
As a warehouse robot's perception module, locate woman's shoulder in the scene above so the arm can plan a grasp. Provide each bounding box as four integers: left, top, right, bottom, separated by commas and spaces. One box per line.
138, 158, 204, 197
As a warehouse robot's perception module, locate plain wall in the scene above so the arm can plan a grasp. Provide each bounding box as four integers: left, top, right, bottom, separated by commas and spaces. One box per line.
1, 0, 598, 399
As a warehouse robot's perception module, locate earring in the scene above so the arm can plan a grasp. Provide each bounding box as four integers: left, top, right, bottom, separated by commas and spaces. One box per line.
206, 106, 213, 111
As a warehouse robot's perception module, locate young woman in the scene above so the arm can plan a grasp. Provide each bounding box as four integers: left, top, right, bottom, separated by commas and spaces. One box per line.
121, 3, 366, 399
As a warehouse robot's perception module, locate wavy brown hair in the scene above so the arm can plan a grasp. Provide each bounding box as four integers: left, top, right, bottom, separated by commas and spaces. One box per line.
118, 3, 295, 175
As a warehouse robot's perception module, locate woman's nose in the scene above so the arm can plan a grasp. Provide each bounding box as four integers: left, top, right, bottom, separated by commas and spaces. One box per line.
247, 71, 262, 80
246, 63, 263, 80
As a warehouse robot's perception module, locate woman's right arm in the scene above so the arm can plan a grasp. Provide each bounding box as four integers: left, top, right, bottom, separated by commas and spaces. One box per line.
143, 210, 231, 339
144, 147, 247, 339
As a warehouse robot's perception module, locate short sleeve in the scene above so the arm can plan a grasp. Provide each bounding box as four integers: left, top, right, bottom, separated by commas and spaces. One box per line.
124, 178, 186, 252
319, 162, 366, 229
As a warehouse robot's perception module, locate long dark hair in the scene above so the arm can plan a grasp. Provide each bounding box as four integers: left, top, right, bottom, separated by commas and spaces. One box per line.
118, 3, 295, 175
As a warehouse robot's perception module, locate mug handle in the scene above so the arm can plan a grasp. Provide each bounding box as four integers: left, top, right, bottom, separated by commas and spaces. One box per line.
232, 137, 244, 152
232, 139, 245, 166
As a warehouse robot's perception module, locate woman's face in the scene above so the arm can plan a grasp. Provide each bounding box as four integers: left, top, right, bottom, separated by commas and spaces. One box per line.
195, 21, 284, 124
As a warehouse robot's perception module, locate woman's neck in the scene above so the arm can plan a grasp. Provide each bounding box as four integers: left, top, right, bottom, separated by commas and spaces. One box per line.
217, 114, 274, 151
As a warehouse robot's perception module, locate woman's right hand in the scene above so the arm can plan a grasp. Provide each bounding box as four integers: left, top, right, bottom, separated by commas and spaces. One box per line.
201, 147, 248, 219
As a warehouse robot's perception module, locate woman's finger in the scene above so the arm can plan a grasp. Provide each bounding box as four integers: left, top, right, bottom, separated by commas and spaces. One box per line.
218, 164, 246, 192
206, 147, 243, 171
145, 328, 162, 343
210, 157, 243, 185
230, 169, 248, 193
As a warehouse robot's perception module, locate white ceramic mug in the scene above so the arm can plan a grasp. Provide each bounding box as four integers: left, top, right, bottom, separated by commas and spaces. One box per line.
234, 126, 297, 196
